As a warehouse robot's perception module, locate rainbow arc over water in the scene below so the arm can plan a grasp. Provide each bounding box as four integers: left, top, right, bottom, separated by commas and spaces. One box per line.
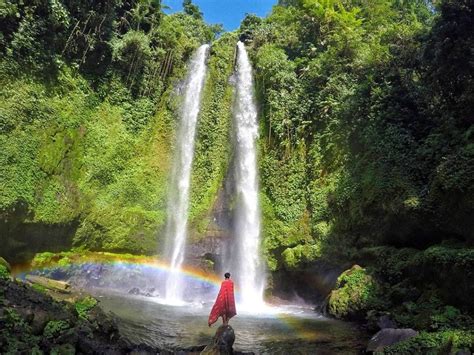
12, 252, 331, 342
13, 252, 223, 288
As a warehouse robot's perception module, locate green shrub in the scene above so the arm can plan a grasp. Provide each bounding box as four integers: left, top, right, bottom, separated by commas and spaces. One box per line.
43, 320, 70, 339
383, 330, 474, 354
282, 244, 322, 270
0, 265, 10, 279
75, 296, 98, 320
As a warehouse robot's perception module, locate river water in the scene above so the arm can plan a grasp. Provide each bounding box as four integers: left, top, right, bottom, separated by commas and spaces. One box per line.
93, 290, 368, 354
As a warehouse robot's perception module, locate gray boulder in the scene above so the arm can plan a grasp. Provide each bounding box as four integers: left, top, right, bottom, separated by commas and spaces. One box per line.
367, 328, 418, 352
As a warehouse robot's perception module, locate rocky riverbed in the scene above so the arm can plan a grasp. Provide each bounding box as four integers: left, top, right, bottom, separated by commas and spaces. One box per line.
0, 273, 157, 353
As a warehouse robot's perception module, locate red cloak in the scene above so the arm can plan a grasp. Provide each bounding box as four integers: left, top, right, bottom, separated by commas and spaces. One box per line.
208, 279, 236, 326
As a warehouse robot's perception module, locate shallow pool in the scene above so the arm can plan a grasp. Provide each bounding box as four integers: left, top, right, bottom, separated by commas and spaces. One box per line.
95, 290, 368, 354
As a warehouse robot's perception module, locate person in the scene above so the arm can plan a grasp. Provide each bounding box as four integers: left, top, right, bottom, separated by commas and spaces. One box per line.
208, 272, 236, 327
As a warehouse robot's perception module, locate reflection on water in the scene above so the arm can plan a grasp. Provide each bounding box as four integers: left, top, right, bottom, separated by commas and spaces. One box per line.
20, 262, 368, 353
95, 291, 368, 354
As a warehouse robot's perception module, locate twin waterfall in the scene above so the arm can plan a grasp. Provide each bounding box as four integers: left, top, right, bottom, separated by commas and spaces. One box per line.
164, 42, 264, 307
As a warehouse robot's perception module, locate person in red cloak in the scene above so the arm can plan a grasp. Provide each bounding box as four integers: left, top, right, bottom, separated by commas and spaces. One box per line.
208, 272, 236, 327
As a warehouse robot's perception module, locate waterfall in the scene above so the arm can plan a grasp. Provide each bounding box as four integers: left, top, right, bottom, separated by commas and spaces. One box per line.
164, 44, 209, 303
231, 41, 265, 308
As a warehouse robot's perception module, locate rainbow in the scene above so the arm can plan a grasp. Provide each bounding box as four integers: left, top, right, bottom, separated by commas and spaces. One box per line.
13, 252, 223, 288
13, 252, 328, 342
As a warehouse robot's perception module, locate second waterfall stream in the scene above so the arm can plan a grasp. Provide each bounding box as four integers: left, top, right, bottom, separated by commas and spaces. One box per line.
164, 44, 209, 303
230, 41, 265, 308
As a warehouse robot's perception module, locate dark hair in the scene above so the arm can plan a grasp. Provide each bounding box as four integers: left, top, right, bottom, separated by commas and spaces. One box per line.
224, 272, 231, 279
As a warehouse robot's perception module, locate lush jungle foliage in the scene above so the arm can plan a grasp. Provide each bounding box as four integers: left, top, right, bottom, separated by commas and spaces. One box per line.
0, 0, 229, 258
244, 0, 473, 270
242, 0, 473, 349
1, 0, 473, 350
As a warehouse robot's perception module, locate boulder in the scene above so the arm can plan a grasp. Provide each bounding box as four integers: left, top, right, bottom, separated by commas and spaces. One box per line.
31, 310, 51, 335
201, 325, 235, 355
367, 328, 418, 352
129, 287, 141, 295
144, 287, 159, 297
327, 264, 379, 320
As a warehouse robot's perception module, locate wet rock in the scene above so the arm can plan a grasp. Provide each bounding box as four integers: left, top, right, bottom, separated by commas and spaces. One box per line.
56, 328, 79, 346
31, 311, 50, 335
145, 287, 159, 297
201, 325, 235, 355
367, 328, 418, 352
128, 342, 162, 354
129, 287, 141, 295
272, 261, 345, 304
128, 287, 160, 297
186, 236, 226, 271
377, 315, 397, 329
15, 306, 35, 324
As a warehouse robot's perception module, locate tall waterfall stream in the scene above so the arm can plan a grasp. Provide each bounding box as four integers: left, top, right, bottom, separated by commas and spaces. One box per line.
163, 44, 209, 303
228, 41, 265, 308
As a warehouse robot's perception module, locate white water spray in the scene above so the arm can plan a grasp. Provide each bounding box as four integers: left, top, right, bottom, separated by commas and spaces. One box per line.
164, 44, 209, 302
232, 41, 265, 308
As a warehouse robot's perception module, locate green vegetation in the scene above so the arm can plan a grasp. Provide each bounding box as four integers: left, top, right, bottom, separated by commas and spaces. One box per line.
383, 330, 474, 354
31, 283, 48, 294
246, 0, 473, 270
74, 296, 98, 320
0, 0, 221, 257
0, 265, 10, 280
240, 0, 473, 347
0, 307, 40, 353
43, 320, 71, 339
31, 250, 155, 268
188, 32, 237, 237
0, 275, 129, 353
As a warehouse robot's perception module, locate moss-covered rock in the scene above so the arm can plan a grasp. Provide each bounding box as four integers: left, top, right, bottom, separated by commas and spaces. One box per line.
327, 265, 380, 320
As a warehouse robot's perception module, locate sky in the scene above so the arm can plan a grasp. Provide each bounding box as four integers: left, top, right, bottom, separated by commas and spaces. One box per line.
163, 0, 276, 31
